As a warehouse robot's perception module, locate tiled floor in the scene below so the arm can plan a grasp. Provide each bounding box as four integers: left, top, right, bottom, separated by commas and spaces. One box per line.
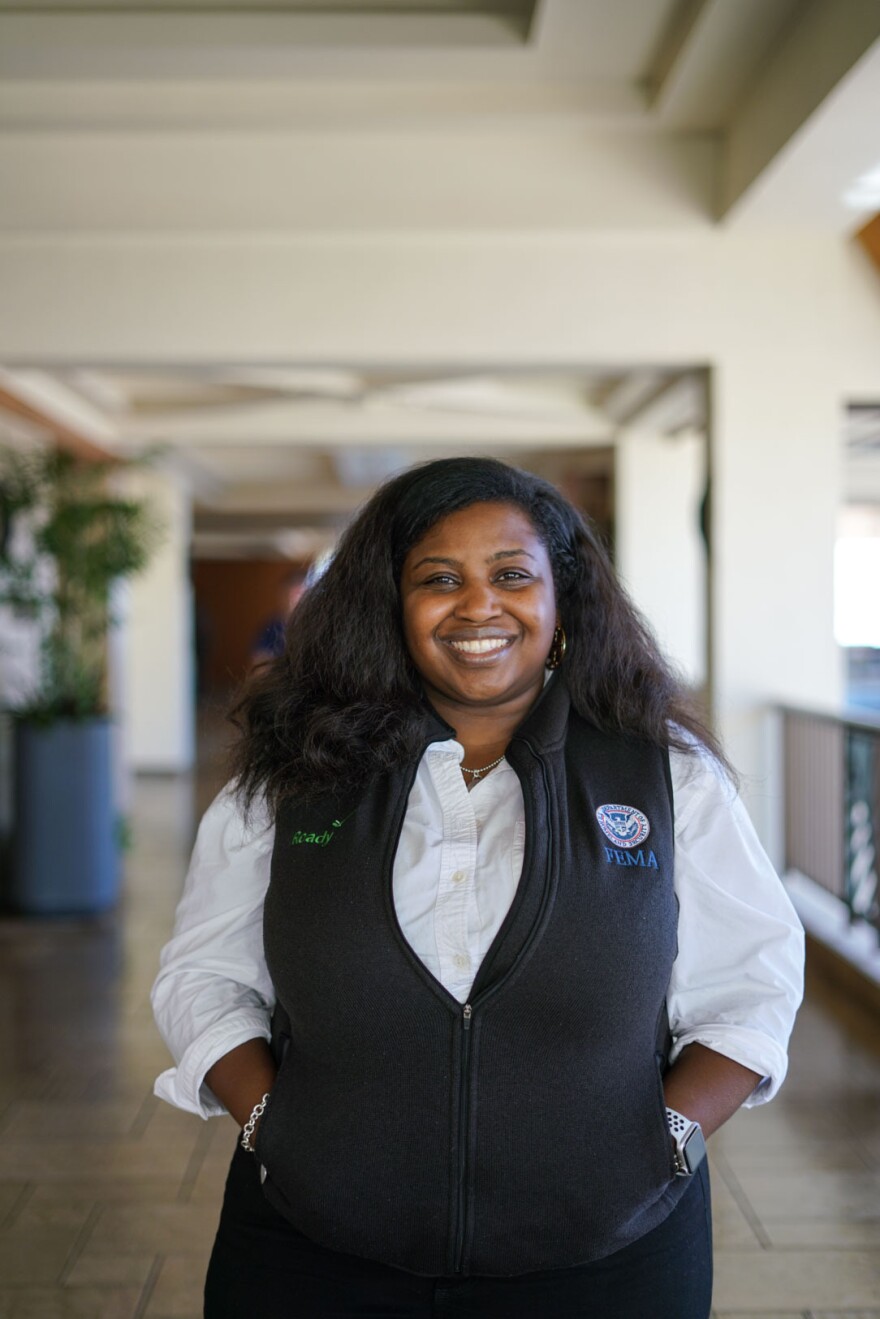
0, 759, 879, 1317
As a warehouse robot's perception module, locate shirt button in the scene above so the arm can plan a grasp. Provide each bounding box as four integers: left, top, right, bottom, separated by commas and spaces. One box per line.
453, 953, 470, 971
451, 870, 467, 884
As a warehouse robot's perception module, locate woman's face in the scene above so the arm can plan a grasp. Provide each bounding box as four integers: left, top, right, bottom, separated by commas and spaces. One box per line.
400, 501, 558, 715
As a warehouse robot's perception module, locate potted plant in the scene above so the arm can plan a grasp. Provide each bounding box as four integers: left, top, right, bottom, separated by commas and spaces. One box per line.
0, 445, 159, 913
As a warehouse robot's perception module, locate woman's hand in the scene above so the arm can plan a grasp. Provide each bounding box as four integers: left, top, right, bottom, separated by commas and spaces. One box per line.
205, 1038, 277, 1133
663, 1042, 761, 1138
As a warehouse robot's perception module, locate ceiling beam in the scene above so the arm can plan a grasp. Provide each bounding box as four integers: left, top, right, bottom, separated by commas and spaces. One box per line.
600, 371, 667, 426
0, 8, 528, 81
0, 78, 642, 134
202, 481, 374, 514
0, 373, 115, 461
643, 0, 710, 106
619, 372, 706, 435
114, 396, 615, 448
721, 0, 880, 224
647, 0, 802, 132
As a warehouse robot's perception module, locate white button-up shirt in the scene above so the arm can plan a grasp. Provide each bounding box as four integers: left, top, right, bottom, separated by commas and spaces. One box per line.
152, 740, 804, 1119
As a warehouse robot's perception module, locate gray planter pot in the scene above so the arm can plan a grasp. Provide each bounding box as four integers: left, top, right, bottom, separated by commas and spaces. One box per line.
11, 717, 119, 914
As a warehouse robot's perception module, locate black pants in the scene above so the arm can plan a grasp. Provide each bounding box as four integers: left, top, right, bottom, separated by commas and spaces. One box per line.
204, 1145, 713, 1319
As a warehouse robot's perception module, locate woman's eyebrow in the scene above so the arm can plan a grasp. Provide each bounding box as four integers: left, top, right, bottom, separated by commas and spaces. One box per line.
410, 555, 462, 571
410, 548, 536, 571
489, 549, 535, 562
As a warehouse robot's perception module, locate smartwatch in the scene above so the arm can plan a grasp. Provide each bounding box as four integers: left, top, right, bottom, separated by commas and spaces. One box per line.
666, 1106, 707, 1177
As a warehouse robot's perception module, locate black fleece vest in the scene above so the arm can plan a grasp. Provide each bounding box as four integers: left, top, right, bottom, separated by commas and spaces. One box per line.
255, 677, 686, 1277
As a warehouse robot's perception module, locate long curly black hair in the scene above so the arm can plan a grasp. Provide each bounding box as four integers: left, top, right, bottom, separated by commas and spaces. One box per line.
228, 457, 729, 814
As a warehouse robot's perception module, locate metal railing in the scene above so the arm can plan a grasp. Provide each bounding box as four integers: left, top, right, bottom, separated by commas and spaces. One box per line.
781, 706, 880, 936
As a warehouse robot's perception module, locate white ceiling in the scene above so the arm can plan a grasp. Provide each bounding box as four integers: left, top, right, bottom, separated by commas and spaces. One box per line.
1, 0, 879, 551
1, 1, 878, 231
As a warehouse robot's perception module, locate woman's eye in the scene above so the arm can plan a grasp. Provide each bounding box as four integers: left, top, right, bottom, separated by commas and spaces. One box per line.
419, 569, 530, 587
423, 574, 458, 587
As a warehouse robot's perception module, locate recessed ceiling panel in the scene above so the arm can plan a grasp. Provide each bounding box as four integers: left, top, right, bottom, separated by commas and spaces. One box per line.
0, 0, 536, 41
0, 1, 531, 9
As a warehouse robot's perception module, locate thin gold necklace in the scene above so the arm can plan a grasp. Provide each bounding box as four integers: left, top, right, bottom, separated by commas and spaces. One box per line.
460, 754, 505, 781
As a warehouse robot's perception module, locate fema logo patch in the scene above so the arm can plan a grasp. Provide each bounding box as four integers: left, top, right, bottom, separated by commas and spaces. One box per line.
596, 804, 650, 849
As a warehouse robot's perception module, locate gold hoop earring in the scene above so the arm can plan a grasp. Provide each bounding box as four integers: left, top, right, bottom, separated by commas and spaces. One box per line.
545, 625, 567, 670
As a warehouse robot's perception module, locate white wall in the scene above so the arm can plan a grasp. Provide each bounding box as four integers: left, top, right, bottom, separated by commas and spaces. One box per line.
615, 428, 707, 689
122, 470, 194, 774
2, 230, 879, 851
0, 606, 40, 711
0, 512, 47, 710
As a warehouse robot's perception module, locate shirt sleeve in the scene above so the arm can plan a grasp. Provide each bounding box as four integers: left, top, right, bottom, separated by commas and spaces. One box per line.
151, 784, 276, 1119
667, 745, 805, 1107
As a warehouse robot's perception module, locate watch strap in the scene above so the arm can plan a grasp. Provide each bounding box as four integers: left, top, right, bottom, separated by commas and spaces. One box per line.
666, 1105, 707, 1177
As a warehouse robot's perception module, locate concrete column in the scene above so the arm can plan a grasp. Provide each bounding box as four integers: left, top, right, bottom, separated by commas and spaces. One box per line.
712, 355, 843, 864
120, 469, 195, 774
615, 428, 708, 690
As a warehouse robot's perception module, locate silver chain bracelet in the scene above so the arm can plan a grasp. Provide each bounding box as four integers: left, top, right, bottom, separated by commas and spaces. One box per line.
240, 1092, 271, 1154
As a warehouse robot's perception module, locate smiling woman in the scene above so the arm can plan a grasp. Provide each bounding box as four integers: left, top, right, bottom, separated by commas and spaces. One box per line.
152, 457, 804, 1319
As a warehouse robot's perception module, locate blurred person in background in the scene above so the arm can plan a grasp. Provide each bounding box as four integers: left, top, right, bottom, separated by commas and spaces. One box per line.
249, 566, 309, 669
153, 458, 803, 1319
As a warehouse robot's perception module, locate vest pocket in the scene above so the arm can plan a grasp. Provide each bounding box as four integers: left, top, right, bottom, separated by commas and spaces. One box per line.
253, 1032, 290, 1168
653, 1051, 677, 1182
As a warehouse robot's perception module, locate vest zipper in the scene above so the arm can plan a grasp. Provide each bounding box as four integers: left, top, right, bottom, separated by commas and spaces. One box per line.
453, 1002, 473, 1273
450, 748, 554, 1273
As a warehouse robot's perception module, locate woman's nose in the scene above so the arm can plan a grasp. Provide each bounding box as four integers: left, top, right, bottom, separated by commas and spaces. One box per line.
454, 580, 501, 620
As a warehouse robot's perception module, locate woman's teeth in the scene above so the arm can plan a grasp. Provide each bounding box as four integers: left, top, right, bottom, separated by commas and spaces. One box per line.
448, 638, 509, 654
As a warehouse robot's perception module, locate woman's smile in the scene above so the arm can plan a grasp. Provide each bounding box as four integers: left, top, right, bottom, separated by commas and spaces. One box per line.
443, 633, 514, 660
400, 501, 558, 714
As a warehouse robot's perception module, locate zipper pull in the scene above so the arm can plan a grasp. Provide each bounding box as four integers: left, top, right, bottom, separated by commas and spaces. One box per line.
463, 1003, 472, 1030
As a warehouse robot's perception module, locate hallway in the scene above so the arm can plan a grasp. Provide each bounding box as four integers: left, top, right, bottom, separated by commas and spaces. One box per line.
0, 767, 878, 1319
